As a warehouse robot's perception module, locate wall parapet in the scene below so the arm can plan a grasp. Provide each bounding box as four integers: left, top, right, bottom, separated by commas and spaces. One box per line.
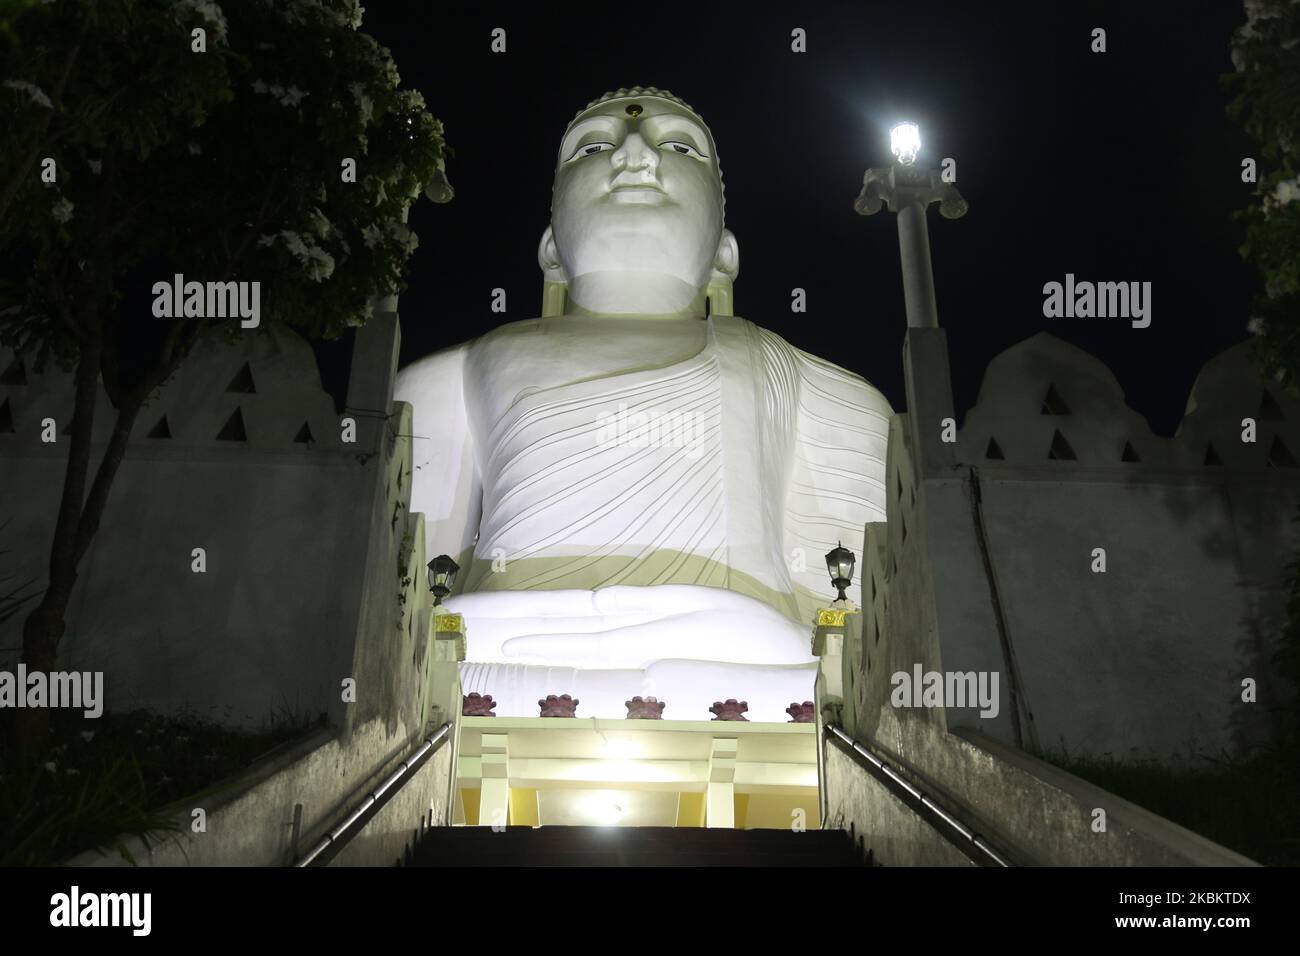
955, 334, 1300, 474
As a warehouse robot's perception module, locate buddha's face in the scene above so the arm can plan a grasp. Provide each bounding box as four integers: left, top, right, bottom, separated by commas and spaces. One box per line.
548, 97, 726, 305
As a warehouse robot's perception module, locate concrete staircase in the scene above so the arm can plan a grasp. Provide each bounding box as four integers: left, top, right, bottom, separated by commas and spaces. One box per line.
408, 826, 864, 867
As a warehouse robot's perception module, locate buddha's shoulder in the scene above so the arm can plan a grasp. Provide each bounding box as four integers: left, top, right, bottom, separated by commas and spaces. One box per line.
474, 317, 548, 339
393, 340, 472, 402
396, 318, 554, 381
726, 316, 893, 414
467, 316, 710, 367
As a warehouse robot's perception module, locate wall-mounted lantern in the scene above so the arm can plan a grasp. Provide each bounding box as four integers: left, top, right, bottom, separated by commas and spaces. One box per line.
427, 554, 459, 606
824, 542, 856, 603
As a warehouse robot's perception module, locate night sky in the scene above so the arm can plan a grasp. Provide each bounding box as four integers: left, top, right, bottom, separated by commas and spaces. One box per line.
335, 1, 1255, 437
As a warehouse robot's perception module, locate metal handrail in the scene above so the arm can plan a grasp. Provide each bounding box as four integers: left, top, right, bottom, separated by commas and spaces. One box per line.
825, 723, 1012, 867
294, 721, 453, 868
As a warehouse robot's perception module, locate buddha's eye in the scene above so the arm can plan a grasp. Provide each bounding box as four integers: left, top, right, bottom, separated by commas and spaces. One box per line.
660, 141, 705, 160
569, 142, 615, 161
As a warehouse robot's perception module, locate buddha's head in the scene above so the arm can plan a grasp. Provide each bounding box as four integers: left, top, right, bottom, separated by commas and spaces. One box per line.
539, 87, 739, 319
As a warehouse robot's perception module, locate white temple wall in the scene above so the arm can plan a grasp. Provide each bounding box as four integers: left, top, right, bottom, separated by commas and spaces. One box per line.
849, 333, 1300, 765
973, 471, 1297, 760
0, 447, 370, 726
0, 317, 426, 735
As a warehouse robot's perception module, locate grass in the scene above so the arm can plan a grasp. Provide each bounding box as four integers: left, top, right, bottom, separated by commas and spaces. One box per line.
0, 705, 319, 866
1034, 744, 1300, 867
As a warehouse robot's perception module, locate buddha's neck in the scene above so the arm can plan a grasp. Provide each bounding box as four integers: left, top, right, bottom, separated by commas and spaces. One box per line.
564, 271, 707, 320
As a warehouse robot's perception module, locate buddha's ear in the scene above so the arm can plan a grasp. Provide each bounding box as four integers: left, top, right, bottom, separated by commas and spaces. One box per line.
538, 225, 568, 317
706, 229, 739, 317
712, 228, 739, 283
538, 225, 566, 281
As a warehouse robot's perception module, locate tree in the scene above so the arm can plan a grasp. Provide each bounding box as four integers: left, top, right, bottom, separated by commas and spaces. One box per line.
1229, 0, 1300, 388
0, 520, 38, 627
0, 0, 449, 761
1228, 0, 1300, 751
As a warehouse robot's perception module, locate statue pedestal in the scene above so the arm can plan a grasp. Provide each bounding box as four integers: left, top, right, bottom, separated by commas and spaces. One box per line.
812, 604, 861, 824
428, 611, 466, 730
812, 606, 859, 723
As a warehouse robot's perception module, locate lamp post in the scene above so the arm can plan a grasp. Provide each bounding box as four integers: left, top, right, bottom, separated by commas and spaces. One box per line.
824, 542, 856, 605
814, 541, 858, 827
427, 554, 459, 607
854, 122, 967, 329
427, 553, 467, 740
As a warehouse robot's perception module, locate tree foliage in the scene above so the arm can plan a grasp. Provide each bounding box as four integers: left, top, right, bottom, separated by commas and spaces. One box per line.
1228, 0, 1300, 392
0, 0, 449, 761
0, 0, 447, 373
1228, 1, 1300, 753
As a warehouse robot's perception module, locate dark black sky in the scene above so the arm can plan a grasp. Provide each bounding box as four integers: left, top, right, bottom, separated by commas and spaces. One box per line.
345, 0, 1254, 437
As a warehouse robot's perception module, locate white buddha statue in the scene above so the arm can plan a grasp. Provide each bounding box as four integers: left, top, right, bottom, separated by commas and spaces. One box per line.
396, 87, 891, 722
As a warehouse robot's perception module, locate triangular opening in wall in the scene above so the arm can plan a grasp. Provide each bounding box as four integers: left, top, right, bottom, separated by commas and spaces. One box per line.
1268, 436, 1298, 468
216, 407, 247, 441
895, 469, 902, 503
985, 437, 1005, 460
900, 511, 907, 546
1047, 429, 1076, 461
0, 358, 26, 385
1121, 441, 1141, 462
1040, 384, 1070, 416
1259, 390, 1285, 422
1204, 442, 1223, 466
225, 362, 256, 394
293, 421, 315, 444
147, 415, 172, 438
0, 398, 13, 433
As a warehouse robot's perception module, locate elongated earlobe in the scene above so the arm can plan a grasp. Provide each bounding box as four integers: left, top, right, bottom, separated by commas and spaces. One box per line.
706, 229, 739, 317
538, 225, 568, 317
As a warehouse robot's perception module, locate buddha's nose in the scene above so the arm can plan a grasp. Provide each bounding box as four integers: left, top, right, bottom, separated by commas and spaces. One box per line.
612, 131, 658, 172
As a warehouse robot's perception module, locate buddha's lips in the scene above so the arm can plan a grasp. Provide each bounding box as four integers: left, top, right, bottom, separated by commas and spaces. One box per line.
609, 178, 664, 194
606, 182, 671, 205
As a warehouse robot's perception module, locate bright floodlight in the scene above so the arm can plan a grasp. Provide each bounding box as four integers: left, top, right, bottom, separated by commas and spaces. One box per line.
583, 791, 626, 827
891, 122, 921, 165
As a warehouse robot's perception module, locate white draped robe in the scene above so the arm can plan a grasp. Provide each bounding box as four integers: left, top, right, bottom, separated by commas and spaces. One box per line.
394, 315, 890, 721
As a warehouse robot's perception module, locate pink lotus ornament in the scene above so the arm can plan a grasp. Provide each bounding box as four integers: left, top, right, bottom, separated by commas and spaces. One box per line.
463, 692, 496, 717
539, 693, 579, 718
625, 696, 666, 719
710, 698, 749, 721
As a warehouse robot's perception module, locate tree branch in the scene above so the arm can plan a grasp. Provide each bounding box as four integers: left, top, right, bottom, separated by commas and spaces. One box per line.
228, 168, 284, 272
73, 315, 207, 567
71, 396, 141, 567
0, 26, 84, 224
32, 311, 100, 615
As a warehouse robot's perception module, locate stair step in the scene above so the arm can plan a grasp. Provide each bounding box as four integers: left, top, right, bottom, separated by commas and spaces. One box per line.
423, 827, 845, 840
407, 826, 863, 867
